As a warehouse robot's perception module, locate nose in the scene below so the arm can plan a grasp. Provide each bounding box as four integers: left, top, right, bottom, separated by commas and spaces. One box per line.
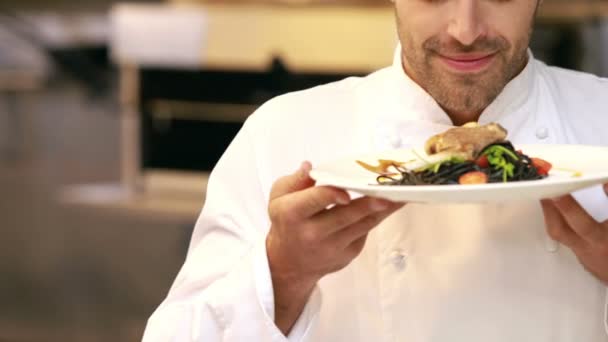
446, 0, 487, 46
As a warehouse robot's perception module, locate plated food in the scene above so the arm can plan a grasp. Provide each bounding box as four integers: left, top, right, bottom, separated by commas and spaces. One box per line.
357, 122, 553, 186
310, 143, 608, 202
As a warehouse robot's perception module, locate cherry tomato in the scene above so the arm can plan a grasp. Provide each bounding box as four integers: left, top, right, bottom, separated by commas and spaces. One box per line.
531, 157, 552, 176
459, 171, 489, 185
475, 155, 489, 168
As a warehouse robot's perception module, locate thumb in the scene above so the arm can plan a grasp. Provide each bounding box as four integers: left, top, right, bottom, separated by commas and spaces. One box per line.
270, 161, 315, 201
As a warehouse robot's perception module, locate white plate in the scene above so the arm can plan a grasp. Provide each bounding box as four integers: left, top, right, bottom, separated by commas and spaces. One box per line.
309, 144, 608, 203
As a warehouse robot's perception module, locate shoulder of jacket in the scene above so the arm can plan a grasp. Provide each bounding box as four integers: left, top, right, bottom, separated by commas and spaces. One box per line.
536, 60, 608, 99
246, 67, 392, 128
260, 76, 362, 111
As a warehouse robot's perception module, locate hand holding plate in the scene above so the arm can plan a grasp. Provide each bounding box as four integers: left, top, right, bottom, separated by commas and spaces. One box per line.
541, 185, 608, 285
265, 161, 403, 334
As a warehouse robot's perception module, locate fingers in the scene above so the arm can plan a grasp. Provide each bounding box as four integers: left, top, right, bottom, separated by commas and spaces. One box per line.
270, 186, 351, 223
551, 195, 607, 244
270, 162, 316, 201
310, 197, 395, 236
331, 202, 405, 249
604, 183, 608, 196
541, 199, 584, 249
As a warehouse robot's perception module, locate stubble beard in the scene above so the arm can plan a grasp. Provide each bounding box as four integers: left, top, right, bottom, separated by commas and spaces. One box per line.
399, 27, 533, 117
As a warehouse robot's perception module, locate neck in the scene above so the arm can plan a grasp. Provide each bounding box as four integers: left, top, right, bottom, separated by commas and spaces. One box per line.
444, 109, 483, 127
400, 61, 485, 127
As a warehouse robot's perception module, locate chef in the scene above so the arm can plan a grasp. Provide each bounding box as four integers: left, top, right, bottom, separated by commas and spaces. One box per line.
143, 0, 608, 341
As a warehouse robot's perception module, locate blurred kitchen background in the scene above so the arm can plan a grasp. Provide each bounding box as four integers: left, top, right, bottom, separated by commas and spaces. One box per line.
1, 0, 607, 340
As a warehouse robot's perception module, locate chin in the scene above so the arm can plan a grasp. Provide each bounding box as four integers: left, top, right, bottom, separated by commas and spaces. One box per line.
437, 87, 494, 112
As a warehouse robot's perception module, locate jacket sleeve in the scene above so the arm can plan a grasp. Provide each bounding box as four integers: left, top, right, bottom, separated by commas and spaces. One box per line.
604, 288, 608, 337
141, 116, 321, 341
572, 184, 608, 337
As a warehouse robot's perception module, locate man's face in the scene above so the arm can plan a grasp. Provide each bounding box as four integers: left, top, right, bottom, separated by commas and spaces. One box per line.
395, 0, 538, 119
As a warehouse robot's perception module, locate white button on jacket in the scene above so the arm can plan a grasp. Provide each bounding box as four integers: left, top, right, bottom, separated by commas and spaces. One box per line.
389, 249, 407, 270
535, 126, 549, 140
388, 134, 403, 149
142, 47, 608, 341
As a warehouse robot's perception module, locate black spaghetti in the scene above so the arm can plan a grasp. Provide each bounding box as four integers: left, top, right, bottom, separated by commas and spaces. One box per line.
375, 141, 551, 186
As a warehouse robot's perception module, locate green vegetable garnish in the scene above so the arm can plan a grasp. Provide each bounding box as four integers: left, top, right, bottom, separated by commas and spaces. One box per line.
481, 145, 519, 182
417, 156, 467, 173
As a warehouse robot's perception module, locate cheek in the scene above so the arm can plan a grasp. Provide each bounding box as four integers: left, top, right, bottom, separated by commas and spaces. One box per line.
496, 21, 530, 48
396, 5, 445, 49
483, 6, 535, 48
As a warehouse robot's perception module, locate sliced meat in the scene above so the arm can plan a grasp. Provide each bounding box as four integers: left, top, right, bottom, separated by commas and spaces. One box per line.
424, 122, 508, 160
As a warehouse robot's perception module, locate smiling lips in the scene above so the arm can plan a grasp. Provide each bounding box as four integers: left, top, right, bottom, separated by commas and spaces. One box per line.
438, 53, 497, 73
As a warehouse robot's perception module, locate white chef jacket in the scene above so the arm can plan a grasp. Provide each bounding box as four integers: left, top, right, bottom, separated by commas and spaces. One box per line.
142, 47, 608, 341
